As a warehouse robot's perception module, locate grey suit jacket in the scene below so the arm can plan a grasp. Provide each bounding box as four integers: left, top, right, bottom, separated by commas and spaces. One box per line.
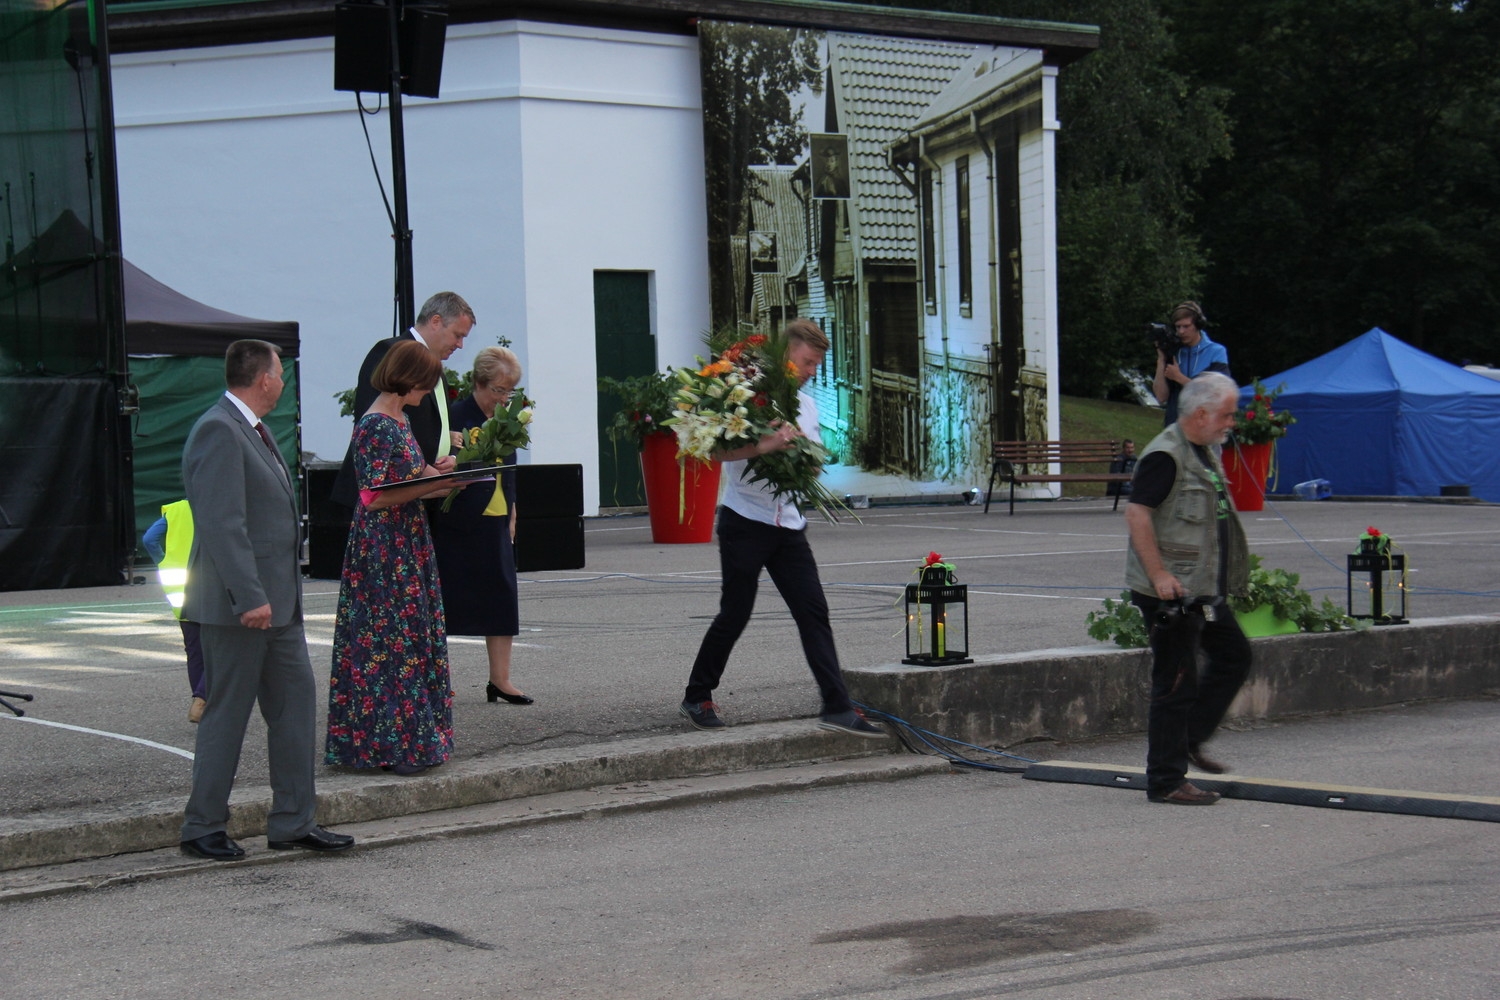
180, 395, 302, 627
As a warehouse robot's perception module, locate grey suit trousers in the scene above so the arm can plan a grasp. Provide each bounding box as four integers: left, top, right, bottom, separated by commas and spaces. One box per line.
180, 621, 318, 842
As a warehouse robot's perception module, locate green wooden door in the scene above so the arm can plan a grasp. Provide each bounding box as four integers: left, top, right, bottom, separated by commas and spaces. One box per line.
594, 271, 656, 506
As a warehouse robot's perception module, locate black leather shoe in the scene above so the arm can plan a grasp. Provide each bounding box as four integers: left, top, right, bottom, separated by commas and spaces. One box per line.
267, 825, 355, 852
486, 681, 534, 705
180, 831, 245, 860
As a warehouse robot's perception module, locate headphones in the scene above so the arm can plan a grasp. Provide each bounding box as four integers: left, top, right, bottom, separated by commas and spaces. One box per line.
1172, 301, 1208, 331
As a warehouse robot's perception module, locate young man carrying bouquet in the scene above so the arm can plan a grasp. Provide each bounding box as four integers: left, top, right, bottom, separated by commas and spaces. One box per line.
676, 319, 885, 738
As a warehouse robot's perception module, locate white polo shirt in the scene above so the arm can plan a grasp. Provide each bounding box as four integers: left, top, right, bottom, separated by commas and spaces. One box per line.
719, 391, 820, 531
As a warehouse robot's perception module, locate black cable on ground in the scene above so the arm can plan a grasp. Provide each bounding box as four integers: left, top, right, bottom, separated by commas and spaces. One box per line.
852, 700, 1037, 773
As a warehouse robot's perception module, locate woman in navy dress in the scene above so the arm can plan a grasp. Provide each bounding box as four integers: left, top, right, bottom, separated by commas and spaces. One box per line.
326, 340, 458, 775
429, 345, 531, 705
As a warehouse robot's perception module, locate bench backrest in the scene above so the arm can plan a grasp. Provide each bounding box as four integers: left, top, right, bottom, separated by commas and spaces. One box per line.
994, 440, 1120, 467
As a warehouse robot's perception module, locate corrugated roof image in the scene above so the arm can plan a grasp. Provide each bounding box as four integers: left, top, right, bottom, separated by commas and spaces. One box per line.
747, 164, 808, 287
828, 32, 974, 263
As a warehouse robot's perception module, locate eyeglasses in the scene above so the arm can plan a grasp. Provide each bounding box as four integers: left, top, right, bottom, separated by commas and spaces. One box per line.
484, 384, 516, 399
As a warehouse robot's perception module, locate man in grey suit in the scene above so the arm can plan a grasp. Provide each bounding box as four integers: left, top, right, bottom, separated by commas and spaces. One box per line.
179, 340, 353, 859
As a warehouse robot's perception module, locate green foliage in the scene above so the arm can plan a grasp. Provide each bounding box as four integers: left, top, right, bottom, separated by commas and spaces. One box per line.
1165, 0, 1500, 377
1088, 556, 1363, 647
1232, 379, 1296, 444
597, 370, 678, 450
1044, 0, 1232, 397
1086, 592, 1149, 648
1229, 555, 1362, 634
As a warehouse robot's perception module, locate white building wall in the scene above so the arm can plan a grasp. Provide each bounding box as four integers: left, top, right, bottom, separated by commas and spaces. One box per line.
112, 21, 709, 514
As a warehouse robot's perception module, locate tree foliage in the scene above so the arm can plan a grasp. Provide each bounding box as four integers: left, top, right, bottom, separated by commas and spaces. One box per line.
699, 23, 822, 323
1163, 0, 1500, 379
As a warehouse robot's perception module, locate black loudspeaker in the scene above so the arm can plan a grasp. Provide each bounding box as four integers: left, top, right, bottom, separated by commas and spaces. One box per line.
333, 2, 447, 99
305, 466, 352, 580
514, 464, 586, 572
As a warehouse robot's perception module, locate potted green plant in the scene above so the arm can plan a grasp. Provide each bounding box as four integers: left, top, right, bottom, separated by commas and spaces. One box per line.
1223, 378, 1297, 511
1085, 554, 1363, 647
598, 370, 721, 543
597, 371, 678, 449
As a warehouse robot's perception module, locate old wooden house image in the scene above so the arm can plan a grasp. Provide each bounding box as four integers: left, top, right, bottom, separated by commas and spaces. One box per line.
703, 25, 1065, 483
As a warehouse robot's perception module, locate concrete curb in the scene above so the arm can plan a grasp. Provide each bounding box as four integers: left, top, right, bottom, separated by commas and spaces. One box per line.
0, 719, 899, 872
0, 754, 948, 903
846, 615, 1500, 748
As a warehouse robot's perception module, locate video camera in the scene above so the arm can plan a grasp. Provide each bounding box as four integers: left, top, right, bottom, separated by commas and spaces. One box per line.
1146, 322, 1179, 359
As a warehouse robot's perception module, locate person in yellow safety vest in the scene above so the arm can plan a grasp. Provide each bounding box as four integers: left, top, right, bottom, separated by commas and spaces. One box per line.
143, 499, 208, 723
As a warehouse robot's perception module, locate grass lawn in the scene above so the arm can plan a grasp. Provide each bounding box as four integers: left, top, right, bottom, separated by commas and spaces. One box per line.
1054, 395, 1165, 497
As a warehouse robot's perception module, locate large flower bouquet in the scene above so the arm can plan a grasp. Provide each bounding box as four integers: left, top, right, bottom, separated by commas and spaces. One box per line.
664, 331, 847, 521
1233, 378, 1296, 444
440, 389, 534, 513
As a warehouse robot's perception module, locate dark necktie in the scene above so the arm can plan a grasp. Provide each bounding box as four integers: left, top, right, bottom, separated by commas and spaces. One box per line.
256, 422, 288, 481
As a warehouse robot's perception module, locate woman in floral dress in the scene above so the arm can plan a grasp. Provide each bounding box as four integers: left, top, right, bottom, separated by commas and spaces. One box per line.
326, 340, 459, 776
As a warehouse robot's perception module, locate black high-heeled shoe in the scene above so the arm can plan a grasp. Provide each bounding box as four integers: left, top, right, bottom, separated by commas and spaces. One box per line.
486, 681, 534, 705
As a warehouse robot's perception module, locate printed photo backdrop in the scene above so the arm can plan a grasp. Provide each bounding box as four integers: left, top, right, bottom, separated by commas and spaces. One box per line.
697, 20, 1058, 484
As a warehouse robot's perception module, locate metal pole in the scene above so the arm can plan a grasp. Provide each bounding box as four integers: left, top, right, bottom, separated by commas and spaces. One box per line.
386, 0, 415, 332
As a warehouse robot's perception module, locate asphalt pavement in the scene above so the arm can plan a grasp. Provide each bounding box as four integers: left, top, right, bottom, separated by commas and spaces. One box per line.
1, 494, 1497, 873
2, 699, 1498, 999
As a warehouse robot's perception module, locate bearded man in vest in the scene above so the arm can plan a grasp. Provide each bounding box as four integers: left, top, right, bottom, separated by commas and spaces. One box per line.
1124, 371, 1252, 805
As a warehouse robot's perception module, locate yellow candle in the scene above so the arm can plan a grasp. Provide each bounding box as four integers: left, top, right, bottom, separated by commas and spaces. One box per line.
936, 620, 946, 657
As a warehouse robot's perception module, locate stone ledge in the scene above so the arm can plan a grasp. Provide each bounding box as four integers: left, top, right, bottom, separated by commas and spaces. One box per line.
0, 719, 893, 872
845, 615, 1500, 747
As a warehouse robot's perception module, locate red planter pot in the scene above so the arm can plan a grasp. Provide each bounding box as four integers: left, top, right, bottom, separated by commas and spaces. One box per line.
640, 432, 721, 543
1222, 441, 1271, 512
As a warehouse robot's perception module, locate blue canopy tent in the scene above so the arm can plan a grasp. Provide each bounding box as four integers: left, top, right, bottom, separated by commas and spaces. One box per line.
1242, 328, 1500, 501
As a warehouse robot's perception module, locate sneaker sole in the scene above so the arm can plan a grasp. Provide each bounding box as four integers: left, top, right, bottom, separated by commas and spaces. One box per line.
679, 706, 725, 731
816, 720, 888, 739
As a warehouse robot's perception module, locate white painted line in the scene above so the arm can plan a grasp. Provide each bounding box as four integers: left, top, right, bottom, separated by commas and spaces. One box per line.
1, 714, 195, 760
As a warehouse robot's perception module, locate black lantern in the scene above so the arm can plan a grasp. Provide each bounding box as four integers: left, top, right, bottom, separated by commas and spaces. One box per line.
903, 563, 973, 666
1346, 531, 1407, 625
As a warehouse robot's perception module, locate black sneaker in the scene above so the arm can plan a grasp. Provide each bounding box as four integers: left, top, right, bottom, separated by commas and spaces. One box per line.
680, 700, 726, 730
817, 709, 887, 739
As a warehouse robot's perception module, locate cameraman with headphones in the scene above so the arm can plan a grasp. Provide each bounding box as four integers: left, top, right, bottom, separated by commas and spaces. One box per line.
1153, 301, 1230, 425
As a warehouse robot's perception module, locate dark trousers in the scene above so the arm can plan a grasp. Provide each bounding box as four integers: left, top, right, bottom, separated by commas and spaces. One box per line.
1131, 592, 1252, 797
180, 620, 206, 699
684, 507, 851, 715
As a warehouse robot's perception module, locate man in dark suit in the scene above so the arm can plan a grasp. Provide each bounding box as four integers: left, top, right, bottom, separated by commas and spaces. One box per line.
179, 340, 353, 859
331, 291, 476, 508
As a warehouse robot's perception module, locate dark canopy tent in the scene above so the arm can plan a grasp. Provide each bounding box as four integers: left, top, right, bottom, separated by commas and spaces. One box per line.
2, 211, 305, 569
125, 255, 301, 554
1241, 328, 1500, 502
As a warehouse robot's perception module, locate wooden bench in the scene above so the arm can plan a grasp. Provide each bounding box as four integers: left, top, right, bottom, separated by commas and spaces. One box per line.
983, 440, 1133, 514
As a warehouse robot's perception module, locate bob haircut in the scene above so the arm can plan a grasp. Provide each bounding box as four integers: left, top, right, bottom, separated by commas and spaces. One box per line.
372, 339, 443, 396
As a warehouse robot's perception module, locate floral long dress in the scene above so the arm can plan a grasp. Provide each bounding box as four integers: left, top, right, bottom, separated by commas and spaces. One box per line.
325, 412, 454, 769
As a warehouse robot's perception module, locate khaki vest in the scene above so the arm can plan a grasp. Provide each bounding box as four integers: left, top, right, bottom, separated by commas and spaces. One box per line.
1125, 423, 1249, 599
